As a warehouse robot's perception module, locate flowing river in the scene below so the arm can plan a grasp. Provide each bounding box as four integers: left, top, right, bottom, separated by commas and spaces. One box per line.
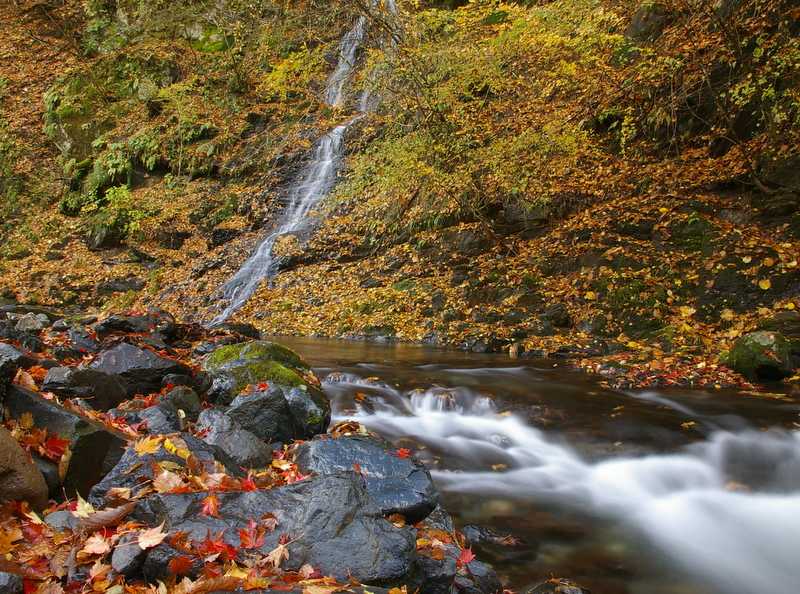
274, 335, 800, 594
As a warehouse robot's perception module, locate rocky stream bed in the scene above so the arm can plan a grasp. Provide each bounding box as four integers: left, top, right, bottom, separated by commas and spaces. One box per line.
0, 305, 530, 594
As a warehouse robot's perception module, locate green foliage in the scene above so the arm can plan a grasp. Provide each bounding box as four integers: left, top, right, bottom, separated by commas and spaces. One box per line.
85, 185, 156, 242
0, 120, 23, 235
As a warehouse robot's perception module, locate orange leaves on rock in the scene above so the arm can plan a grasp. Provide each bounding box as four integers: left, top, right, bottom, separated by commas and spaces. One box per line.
168, 554, 196, 575
238, 520, 265, 549
42, 436, 69, 461
0, 527, 23, 554
201, 494, 220, 517
77, 502, 136, 533
13, 369, 38, 391
195, 531, 237, 562
138, 522, 168, 550
264, 542, 289, 568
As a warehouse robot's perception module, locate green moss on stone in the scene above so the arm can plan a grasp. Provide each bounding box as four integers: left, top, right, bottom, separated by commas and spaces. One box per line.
205, 341, 308, 372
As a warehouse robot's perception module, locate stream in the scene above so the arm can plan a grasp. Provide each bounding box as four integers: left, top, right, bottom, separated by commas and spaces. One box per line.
275, 335, 800, 594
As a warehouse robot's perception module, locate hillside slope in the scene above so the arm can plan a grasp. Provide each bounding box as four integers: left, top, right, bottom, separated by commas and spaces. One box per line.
1, 0, 799, 388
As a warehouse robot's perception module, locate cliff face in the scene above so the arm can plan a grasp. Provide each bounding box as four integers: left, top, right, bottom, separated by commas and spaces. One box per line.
1, 0, 799, 388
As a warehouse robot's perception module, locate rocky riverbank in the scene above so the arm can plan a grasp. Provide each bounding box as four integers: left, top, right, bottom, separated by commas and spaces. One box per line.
0, 305, 511, 593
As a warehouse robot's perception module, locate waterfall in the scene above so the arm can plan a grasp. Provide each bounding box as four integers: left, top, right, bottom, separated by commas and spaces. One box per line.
210, 4, 394, 325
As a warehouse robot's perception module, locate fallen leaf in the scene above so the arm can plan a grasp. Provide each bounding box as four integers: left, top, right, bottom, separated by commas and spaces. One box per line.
138, 522, 168, 549
264, 543, 289, 568
201, 494, 220, 517
134, 436, 162, 456
81, 533, 111, 556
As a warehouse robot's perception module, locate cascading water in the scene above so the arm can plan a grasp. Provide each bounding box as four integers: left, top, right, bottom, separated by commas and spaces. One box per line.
211, 4, 394, 325
323, 370, 800, 594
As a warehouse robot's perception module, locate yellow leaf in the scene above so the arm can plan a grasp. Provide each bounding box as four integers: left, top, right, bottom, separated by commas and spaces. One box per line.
758, 279, 772, 290
678, 306, 696, 318
763, 257, 775, 267
584, 291, 596, 301
73, 494, 96, 518
720, 308, 735, 321
19, 412, 34, 429
134, 436, 162, 456
742, 256, 752, 264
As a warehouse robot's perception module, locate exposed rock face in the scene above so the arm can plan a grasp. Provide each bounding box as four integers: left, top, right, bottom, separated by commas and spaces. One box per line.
90, 342, 191, 396
133, 472, 416, 585
295, 434, 438, 523
196, 408, 273, 468
0, 343, 25, 398
203, 341, 330, 435
42, 367, 128, 411
4, 386, 127, 497
0, 426, 49, 509
89, 433, 240, 507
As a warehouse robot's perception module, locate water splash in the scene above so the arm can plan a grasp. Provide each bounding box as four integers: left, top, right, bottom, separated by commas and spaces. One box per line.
329, 374, 800, 594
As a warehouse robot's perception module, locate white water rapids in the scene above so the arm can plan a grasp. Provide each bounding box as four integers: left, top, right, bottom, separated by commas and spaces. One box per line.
325, 373, 800, 594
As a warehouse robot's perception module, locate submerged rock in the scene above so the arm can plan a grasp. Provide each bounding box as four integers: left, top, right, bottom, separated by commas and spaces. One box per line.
133, 472, 416, 585
725, 330, 794, 381
295, 434, 438, 523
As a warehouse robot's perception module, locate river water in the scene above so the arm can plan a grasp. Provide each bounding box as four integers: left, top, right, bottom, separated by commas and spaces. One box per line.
274, 336, 800, 594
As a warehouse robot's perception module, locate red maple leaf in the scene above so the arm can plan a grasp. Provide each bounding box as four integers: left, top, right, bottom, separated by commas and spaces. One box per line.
238, 519, 265, 549
200, 494, 220, 517
195, 531, 237, 562
240, 474, 258, 492
257, 382, 269, 391
42, 435, 70, 461
394, 448, 413, 459
456, 547, 476, 568
168, 555, 195, 575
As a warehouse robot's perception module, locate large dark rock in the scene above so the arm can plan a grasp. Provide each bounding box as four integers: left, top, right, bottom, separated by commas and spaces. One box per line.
111, 534, 147, 577
0, 343, 25, 398
42, 367, 128, 411
202, 341, 322, 404
725, 331, 794, 381
89, 433, 240, 507
4, 386, 127, 497
294, 434, 438, 523
139, 401, 183, 434
89, 342, 190, 396
133, 472, 415, 585
196, 408, 272, 468
0, 426, 48, 509
93, 311, 176, 339
226, 387, 301, 443
162, 386, 202, 422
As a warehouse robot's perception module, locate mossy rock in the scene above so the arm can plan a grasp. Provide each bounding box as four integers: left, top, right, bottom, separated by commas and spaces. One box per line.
723, 331, 794, 382
205, 341, 308, 374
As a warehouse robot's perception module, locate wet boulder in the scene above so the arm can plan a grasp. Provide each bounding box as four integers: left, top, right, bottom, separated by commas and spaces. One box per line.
196, 408, 273, 468
139, 401, 183, 434
162, 386, 202, 422
0, 343, 25, 397
203, 341, 330, 435
13, 312, 50, 333
93, 310, 177, 339
4, 386, 127, 497
42, 367, 128, 411
203, 341, 315, 398
0, 426, 49, 509
294, 434, 438, 523
411, 507, 502, 594
133, 472, 415, 585
724, 331, 794, 382
89, 342, 191, 396
226, 385, 328, 443
89, 433, 241, 507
